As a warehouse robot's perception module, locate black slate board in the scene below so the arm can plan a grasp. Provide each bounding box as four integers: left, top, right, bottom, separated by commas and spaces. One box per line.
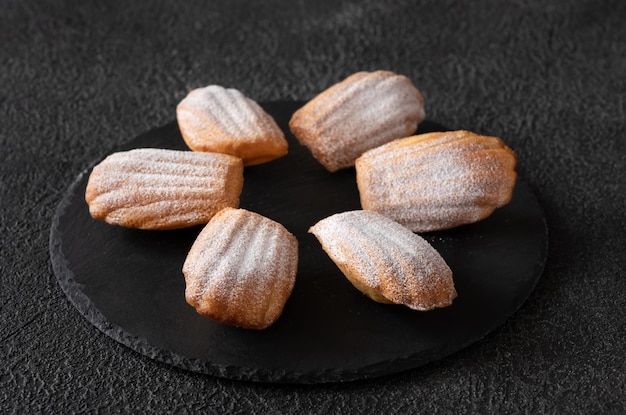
49, 101, 548, 383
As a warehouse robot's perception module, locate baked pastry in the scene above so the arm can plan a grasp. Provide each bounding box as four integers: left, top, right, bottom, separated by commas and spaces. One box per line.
183, 208, 298, 329
85, 148, 243, 230
356, 130, 517, 232
289, 70, 425, 172
176, 85, 288, 166
309, 210, 456, 311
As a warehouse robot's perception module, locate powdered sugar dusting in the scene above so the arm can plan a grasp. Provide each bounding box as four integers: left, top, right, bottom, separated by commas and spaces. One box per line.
85, 148, 243, 229
176, 85, 287, 164
310, 210, 456, 311
289, 71, 425, 172
183, 208, 298, 329
356, 131, 517, 232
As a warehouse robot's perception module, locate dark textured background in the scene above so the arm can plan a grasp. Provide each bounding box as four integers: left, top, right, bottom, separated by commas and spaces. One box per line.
2, 0, 625, 413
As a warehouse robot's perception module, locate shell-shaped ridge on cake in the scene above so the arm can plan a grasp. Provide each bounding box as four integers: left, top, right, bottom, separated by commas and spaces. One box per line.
309, 210, 456, 311
289, 70, 426, 172
356, 130, 517, 232
177, 85, 288, 166
85, 148, 243, 230
183, 208, 298, 329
